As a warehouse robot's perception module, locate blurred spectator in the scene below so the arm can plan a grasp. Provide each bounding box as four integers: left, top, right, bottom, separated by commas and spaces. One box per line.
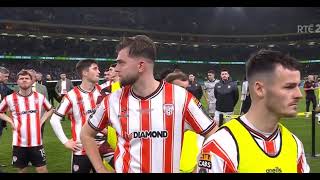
186, 73, 203, 100
55, 73, 74, 103
214, 69, 239, 125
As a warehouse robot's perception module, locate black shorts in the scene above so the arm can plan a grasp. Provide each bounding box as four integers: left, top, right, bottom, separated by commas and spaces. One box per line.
72, 155, 96, 173
12, 145, 47, 168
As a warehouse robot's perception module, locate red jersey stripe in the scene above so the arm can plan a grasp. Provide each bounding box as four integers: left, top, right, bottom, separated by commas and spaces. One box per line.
73, 87, 86, 126
24, 96, 31, 147
120, 86, 130, 173
202, 140, 237, 172
96, 95, 110, 130
140, 99, 151, 172
163, 83, 174, 173
34, 92, 41, 145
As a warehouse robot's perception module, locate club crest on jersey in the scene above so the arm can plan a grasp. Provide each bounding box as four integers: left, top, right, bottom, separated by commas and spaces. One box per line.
163, 104, 174, 116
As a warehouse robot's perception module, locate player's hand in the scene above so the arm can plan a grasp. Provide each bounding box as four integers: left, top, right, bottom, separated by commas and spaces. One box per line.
100, 128, 108, 136
64, 140, 82, 152
9, 121, 16, 131
96, 167, 112, 173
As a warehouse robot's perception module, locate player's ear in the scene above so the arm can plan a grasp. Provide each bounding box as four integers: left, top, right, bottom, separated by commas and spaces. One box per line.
138, 61, 145, 73
254, 80, 265, 98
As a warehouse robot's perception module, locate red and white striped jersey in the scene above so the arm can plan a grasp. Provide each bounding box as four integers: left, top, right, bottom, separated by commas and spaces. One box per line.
88, 81, 216, 173
100, 81, 111, 90
54, 85, 104, 155
0, 91, 52, 147
197, 116, 310, 173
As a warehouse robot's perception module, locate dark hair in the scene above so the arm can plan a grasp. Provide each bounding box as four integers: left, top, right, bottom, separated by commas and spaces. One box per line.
165, 71, 188, 83
208, 70, 215, 74
110, 63, 117, 68
159, 69, 173, 80
246, 49, 300, 81
17, 70, 32, 79
0, 66, 9, 74
221, 69, 228, 73
76, 59, 98, 77
116, 35, 156, 62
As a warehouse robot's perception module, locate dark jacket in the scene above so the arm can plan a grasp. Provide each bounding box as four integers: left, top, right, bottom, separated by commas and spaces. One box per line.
55, 79, 74, 95
214, 79, 239, 112
0, 83, 14, 129
187, 81, 203, 100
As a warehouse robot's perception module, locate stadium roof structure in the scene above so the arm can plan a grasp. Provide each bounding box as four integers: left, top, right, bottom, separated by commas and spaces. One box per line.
0, 7, 319, 35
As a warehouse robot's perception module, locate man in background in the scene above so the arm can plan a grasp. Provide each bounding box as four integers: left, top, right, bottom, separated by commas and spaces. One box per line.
214, 69, 239, 125
187, 73, 203, 100
27, 69, 50, 137
304, 75, 317, 118
0, 66, 14, 169
44, 74, 56, 105
36, 72, 45, 85
203, 70, 219, 118
55, 73, 73, 103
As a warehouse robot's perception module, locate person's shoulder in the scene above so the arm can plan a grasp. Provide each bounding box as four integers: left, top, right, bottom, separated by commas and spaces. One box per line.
34, 91, 45, 99
203, 127, 233, 145
65, 87, 76, 96
108, 86, 124, 99
290, 132, 304, 147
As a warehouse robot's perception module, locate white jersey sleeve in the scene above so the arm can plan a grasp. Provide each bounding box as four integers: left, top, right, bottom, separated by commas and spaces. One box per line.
197, 128, 238, 173
42, 96, 52, 111
292, 134, 310, 173
184, 93, 216, 135
50, 95, 72, 145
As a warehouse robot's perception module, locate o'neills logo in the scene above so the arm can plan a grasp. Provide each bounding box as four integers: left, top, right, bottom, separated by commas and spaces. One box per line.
130, 130, 168, 139
266, 167, 282, 173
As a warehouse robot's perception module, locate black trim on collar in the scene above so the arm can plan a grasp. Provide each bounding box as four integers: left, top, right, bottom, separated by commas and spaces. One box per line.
17, 91, 33, 97
235, 117, 282, 158
131, 80, 164, 101
77, 85, 96, 94
237, 117, 279, 141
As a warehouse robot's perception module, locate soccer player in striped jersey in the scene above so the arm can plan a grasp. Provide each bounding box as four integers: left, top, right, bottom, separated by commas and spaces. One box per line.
0, 70, 54, 173
81, 35, 218, 173
50, 59, 113, 173
197, 50, 310, 173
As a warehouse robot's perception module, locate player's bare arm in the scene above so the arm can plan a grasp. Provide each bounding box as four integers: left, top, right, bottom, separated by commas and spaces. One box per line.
80, 121, 110, 173
40, 108, 54, 126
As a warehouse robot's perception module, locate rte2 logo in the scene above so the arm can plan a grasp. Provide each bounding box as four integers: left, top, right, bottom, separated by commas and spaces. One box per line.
297, 24, 320, 33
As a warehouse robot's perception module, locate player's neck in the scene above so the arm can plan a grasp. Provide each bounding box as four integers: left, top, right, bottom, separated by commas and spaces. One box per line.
80, 79, 96, 92
132, 75, 160, 98
245, 103, 279, 133
19, 88, 32, 96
